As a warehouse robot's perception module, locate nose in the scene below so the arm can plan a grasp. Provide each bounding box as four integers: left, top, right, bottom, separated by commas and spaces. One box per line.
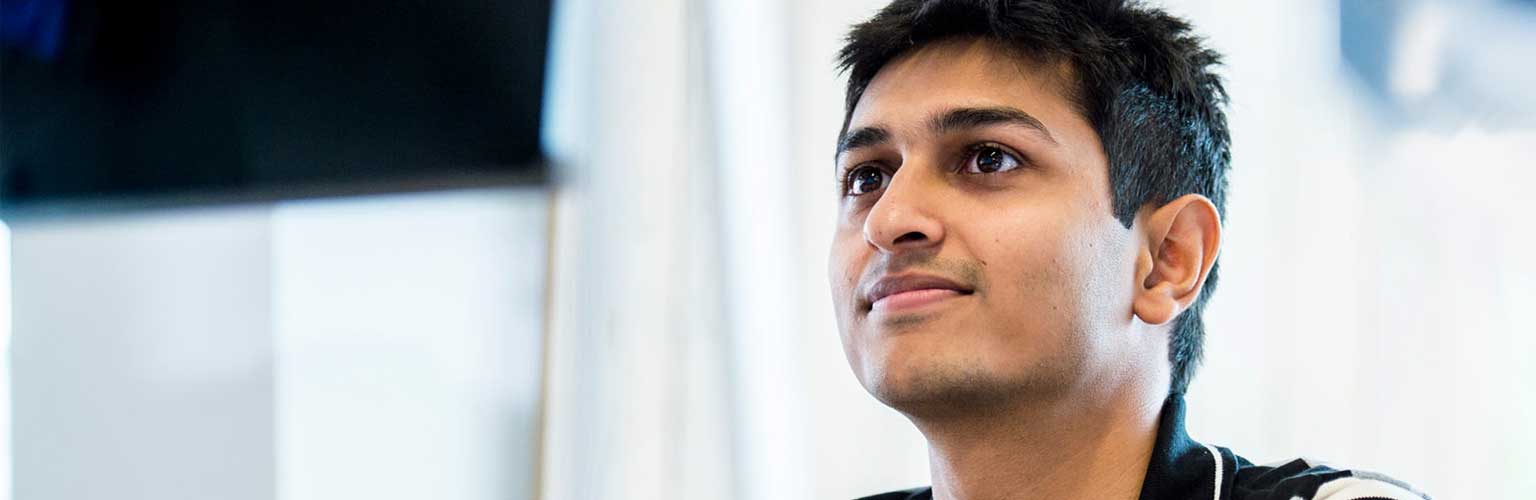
863, 166, 945, 254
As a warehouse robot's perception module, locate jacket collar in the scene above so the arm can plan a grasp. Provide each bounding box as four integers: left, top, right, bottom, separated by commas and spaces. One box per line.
1138, 394, 1229, 500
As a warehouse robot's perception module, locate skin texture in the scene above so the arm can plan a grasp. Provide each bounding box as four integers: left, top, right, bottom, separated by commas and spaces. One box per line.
828, 38, 1222, 500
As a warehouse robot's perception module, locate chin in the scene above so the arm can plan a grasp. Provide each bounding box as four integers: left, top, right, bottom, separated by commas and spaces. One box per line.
854, 325, 1080, 418
860, 347, 1025, 418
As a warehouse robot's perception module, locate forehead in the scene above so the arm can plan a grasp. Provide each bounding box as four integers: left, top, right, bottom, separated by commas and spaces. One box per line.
848, 38, 1086, 140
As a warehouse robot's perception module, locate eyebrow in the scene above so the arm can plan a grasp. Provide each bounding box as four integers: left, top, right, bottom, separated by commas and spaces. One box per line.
835, 105, 1058, 159
835, 126, 891, 159
930, 106, 1058, 145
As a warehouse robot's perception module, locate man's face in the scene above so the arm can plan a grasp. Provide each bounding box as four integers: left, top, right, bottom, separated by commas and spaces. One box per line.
829, 39, 1141, 415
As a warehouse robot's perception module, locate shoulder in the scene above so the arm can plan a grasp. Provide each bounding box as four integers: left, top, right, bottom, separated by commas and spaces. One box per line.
1230, 456, 1430, 500
852, 486, 932, 500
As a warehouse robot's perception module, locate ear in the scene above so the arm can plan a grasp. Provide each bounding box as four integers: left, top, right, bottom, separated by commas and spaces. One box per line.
1132, 194, 1222, 326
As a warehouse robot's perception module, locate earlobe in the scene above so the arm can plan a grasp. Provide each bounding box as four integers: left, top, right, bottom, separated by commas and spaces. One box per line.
1131, 194, 1221, 326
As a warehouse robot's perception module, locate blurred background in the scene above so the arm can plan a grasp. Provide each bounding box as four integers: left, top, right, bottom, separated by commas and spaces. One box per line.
2, 0, 1533, 499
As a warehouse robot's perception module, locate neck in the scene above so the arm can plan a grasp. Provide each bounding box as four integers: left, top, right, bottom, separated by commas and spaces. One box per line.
914, 376, 1167, 500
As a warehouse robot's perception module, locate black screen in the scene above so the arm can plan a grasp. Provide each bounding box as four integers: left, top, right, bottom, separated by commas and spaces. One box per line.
1, 0, 552, 216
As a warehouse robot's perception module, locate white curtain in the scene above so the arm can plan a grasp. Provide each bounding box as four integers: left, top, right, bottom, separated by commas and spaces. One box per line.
538, 0, 740, 497
538, 0, 926, 498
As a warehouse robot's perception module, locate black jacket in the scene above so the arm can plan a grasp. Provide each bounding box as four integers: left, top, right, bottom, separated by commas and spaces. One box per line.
856, 395, 1429, 500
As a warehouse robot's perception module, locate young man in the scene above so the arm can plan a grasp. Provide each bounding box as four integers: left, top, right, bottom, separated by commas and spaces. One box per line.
827, 1, 1428, 499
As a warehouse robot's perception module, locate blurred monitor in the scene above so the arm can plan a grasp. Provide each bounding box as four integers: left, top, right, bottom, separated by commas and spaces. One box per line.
0, 0, 552, 217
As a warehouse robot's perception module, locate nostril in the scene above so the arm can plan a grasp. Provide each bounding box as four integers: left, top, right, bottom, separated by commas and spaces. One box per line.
893, 231, 927, 245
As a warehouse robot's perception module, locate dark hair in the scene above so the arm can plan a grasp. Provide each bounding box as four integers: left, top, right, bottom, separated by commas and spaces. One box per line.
837, 0, 1230, 395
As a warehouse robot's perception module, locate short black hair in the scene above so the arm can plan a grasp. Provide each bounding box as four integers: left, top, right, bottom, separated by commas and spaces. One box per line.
837, 0, 1230, 395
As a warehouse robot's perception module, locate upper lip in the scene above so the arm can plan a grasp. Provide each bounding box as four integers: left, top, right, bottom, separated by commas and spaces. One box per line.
863, 273, 973, 308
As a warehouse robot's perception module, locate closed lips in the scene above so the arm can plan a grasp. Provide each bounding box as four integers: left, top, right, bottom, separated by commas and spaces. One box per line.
864, 274, 974, 310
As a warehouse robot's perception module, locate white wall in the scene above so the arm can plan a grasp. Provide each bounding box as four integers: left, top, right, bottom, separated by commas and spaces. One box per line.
1, 222, 11, 499
5, 187, 547, 500
272, 189, 547, 500
9, 207, 276, 500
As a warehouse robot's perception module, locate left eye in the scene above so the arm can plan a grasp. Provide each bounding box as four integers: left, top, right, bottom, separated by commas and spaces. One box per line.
963, 145, 1025, 174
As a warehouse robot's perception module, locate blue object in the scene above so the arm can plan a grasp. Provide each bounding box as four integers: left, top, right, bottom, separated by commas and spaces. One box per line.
1, 0, 69, 60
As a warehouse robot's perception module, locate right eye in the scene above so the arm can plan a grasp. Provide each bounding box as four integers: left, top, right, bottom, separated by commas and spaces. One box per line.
845, 165, 890, 196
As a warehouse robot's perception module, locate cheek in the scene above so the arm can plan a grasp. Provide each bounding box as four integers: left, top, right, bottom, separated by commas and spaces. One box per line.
827, 229, 866, 318
967, 203, 1099, 331
972, 198, 1069, 276
978, 227, 1069, 316
979, 210, 1134, 340
828, 229, 875, 379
